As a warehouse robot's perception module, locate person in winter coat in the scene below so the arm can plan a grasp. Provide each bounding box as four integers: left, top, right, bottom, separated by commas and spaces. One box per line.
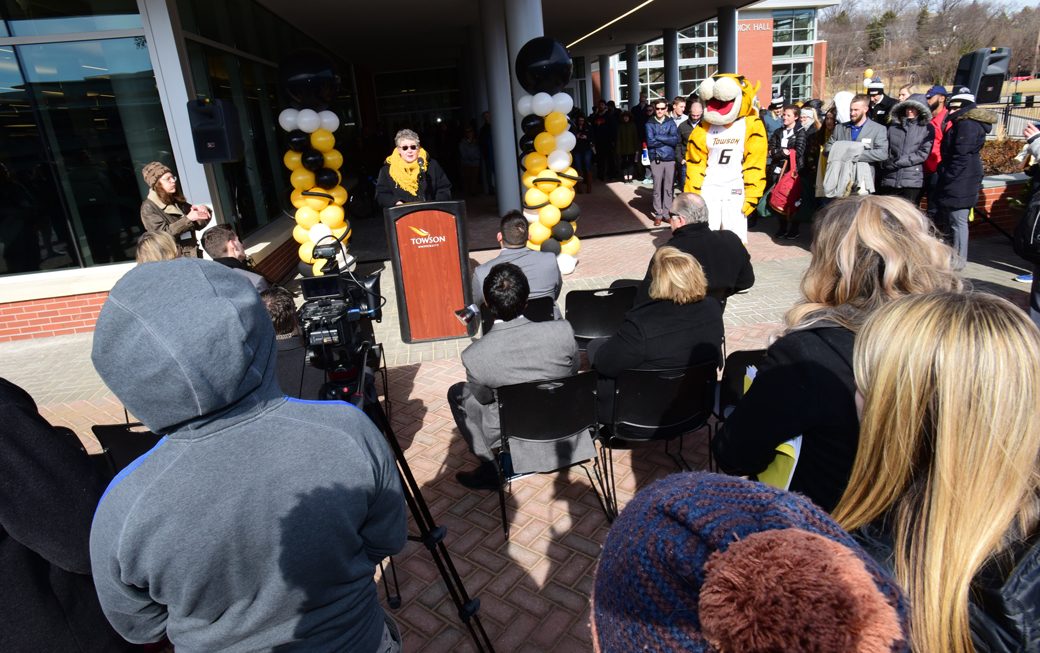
375, 128, 452, 209
762, 93, 785, 143
835, 292, 1040, 653
879, 93, 935, 204
616, 111, 640, 183
139, 162, 211, 258
767, 104, 807, 239
922, 86, 949, 222
646, 99, 680, 227
459, 126, 482, 196
572, 115, 594, 194
934, 87, 998, 267
590, 100, 618, 182
865, 77, 898, 125
675, 101, 700, 191
712, 196, 962, 513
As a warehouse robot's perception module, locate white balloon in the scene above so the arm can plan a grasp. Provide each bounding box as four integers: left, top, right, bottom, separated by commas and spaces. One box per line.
517, 95, 533, 116
547, 150, 571, 172
552, 92, 574, 115
531, 92, 554, 117
556, 253, 577, 275
296, 109, 320, 133
278, 108, 299, 132
309, 223, 333, 245
553, 131, 576, 153
318, 110, 340, 132
523, 209, 539, 224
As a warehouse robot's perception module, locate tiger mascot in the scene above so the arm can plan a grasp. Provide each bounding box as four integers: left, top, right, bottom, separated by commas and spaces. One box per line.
684, 73, 767, 244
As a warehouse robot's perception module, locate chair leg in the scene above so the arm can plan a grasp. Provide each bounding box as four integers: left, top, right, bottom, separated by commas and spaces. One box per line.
498, 482, 509, 538
583, 460, 614, 523
603, 443, 619, 518
665, 435, 691, 472
708, 423, 716, 472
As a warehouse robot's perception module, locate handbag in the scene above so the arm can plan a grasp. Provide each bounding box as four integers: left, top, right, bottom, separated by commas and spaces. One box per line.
768, 148, 802, 216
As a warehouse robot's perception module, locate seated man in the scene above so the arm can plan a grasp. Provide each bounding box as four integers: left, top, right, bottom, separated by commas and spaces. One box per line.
89, 259, 407, 652
201, 224, 270, 291
260, 287, 326, 400
471, 210, 562, 318
635, 192, 754, 306
449, 262, 582, 490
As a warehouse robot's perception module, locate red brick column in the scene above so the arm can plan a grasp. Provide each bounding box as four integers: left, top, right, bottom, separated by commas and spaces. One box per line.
737, 19, 774, 108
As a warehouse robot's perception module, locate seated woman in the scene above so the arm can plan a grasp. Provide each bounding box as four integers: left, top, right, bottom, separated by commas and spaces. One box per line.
588, 246, 723, 425
375, 128, 452, 209
139, 162, 210, 258
835, 292, 1040, 653
712, 196, 962, 512
134, 230, 178, 264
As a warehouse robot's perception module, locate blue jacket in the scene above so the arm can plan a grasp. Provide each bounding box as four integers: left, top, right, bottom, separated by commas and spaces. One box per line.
645, 118, 679, 162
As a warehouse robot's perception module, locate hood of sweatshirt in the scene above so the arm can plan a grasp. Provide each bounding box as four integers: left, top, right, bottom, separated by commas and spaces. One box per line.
833, 91, 854, 124
91, 258, 277, 435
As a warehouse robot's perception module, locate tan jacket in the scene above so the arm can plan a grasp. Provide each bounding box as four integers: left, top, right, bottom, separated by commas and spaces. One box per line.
140, 190, 210, 255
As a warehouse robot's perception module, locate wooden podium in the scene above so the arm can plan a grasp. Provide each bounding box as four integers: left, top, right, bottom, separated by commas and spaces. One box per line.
385, 200, 477, 344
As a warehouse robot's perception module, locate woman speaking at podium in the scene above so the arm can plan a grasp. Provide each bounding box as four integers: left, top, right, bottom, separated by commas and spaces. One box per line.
375, 129, 452, 209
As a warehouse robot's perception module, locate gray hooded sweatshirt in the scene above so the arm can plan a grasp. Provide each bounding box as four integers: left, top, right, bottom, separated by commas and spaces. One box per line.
89, 258, 406, 653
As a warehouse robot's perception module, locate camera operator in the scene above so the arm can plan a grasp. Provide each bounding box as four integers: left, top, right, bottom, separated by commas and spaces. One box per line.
89, 259, 407, 653
261, 287, 326, 400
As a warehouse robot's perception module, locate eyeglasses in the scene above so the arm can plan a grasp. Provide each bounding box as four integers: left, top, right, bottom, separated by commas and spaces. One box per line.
399, 144, 418, 151
668, 213, 682, 220
161, 175, 177, 183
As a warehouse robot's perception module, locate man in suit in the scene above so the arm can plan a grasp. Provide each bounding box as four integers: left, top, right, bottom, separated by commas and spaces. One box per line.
449, 263, 581, 490
824, 94, 889, 187
472, 210, 563, 318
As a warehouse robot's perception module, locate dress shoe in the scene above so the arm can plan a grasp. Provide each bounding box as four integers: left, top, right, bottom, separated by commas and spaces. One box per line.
653, 218, 662, 227
455, 461, 501, 491
785, 229, 800, 240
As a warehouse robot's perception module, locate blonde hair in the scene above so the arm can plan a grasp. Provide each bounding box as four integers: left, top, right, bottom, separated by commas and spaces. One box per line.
783, 195, 961, 333
649, 246, 707, 305
135, 231, 179, 264
834, 292, 1040, 653
899, 84, 919, 96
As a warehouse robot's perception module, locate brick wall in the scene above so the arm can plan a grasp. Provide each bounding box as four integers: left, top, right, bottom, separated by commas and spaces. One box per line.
254, 235, 302, 283
0, 292, 108, 342
920, 180, 1027, 239
737, 19, 774, 108
812, 42, 828, 100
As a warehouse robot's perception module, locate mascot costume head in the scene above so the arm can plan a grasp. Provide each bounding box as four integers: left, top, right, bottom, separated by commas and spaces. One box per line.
682, 73, 768, 244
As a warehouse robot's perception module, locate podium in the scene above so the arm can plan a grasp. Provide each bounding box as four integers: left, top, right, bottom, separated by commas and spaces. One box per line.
385, 200, 477, 344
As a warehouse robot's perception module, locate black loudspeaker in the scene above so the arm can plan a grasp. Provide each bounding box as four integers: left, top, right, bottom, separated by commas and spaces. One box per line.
186, 99, 245, 163
953, 47, 1011, 104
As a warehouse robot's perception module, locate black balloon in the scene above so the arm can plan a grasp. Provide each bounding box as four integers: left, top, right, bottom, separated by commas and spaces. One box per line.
301, 149, 325, 171
314, 168, 339, 190
298, 260, 315, 277
518, 133, 536, 154
521, 114, 545, 136
287, 130, 309, 152
279, 48, 341, 111
540, 238, 562, 254
560, 203, 580, 222
515, 37, 573, 95
551, 220, 574, 241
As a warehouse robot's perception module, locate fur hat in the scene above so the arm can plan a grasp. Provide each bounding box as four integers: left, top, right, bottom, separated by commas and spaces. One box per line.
142, 161, 172, 189
591, 472, 910, 653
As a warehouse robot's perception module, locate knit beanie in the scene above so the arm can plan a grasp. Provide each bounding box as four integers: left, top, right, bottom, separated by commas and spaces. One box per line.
142, 162, 172, 189
592, 472, 910, 653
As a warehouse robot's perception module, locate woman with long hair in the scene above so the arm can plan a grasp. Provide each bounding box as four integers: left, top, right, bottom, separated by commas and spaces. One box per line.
712, 195, 962, 512
835, 292, 1040, 653
139, 162, 211, 258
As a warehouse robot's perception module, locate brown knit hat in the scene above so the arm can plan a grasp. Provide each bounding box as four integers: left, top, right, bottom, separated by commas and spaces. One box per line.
142, 162, 172, 189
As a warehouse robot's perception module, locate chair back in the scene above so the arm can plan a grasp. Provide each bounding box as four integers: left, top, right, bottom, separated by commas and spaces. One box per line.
610, 362, 717, 441
91, 423, 163, 476
481, 295, 556, 335
565, 286, 637, 347
497, 371, 598, 445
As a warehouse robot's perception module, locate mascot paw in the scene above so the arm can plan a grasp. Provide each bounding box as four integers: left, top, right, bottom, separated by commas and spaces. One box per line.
743, 201, 756, 216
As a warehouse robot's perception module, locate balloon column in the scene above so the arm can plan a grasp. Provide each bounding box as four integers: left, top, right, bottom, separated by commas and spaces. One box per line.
514, 37, 581, 275
277, 48, 350, 277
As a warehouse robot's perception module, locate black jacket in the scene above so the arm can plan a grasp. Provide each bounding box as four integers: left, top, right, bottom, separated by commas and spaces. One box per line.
767, 123, 806, 183
635, 222, 755, 305
936, 103, 998, 210
0, 377, 138, 652
712, 325, 859, 513
868, 94, 898, 125
375, 158, 452, 209
676, 118, 696, 163
881, 96, 935, 189
213, 257, 270, 292
275, 336, 327, 400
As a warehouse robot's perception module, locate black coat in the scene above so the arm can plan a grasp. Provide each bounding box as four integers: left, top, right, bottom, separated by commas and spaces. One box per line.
635, 222, 755, 305
767, 123, 806, 183
375, 158, 452, 209
712, 325, 859, 513
868, 94, 898, 125
935, 104, 997, 210
0, 377, 138, 652
881, 97, 935, 189
275, 337, 327, 400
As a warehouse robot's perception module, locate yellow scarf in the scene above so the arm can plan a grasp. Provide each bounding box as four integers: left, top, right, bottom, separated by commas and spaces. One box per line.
386, 147, 429, 197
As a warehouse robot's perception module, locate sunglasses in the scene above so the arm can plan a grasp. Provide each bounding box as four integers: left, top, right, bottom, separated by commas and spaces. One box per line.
399, 144, 418, 151
655, 106, 668, 111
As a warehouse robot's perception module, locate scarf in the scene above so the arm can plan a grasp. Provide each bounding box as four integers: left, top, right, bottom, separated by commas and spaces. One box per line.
385, 147, 429, 197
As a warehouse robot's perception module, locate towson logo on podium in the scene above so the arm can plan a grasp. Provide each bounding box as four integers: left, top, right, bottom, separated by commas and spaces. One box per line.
408, 226, 447, 249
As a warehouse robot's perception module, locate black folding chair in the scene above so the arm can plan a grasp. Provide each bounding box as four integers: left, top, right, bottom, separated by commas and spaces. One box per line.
480, 295, 556, 336
711, 349, 768, 469
495, 371, 609, 536
564, 286, 637, 350
91, 422, 164, 478
598, 362, 718, 517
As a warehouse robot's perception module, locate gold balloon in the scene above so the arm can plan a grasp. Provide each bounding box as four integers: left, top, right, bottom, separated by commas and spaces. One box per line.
528, 221, 552, 245
525, 187, 549, 208
522, 170, 538, 189
290, 168, 315, 190
526, 240, 540, 251
295, 206, 320, 229
559, 167, 579, 189
299, 241, 316, 264
310, 128, 335, 153
329, 185, 348, 206
544, 111, 568, 136
303, 191, 329, 212
534, 132, 556, 155
560, 236, 581, 256
320, 204, 346, 228
312, 259, 327, 276
549, 186, 574, 209
290, 188, 308, 209
524, 152, 547, 174
292, 224, 310, 244
283, 150, 302, 170
533, 170, 560, 194
323, 149, 343, 170
539, 205, 561, 228
332, 225, 350, 240
865, 68, 874, 78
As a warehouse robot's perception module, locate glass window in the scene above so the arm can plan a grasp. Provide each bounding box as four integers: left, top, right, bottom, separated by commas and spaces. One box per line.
774, 8, 815, 43
2, 0, 141, 37
772, 62, 813, 104
773, 44, 814, 58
